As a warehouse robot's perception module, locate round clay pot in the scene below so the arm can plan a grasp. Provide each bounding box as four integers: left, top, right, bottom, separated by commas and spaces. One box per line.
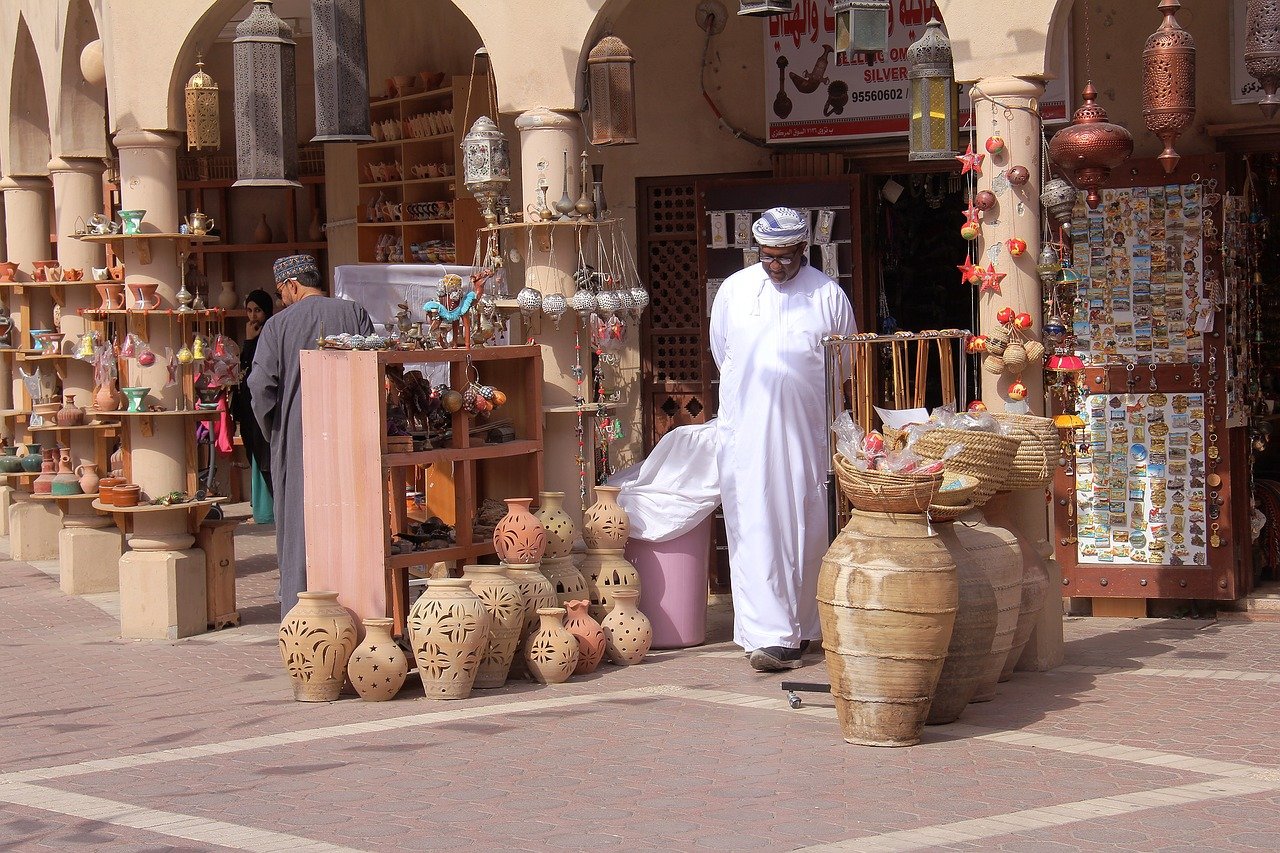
462, 564, 525, 689
534, 491, 576, 559
407, 578, 491, 700
346, 617, 409, 702
492, 497, 547, 564
112, 484, 140, 507
539, 555, 589, 606
20, 444, 43, 474
278, 591, 358, 702
97, 476, 124, 505
524, 607, 579, 684
582, 485, 629, 549
580, 548, 642, 622
600, 588, 653, 666
563, 599, 606, 675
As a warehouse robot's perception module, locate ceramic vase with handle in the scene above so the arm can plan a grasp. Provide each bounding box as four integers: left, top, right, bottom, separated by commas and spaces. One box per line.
74, 461, 100, 495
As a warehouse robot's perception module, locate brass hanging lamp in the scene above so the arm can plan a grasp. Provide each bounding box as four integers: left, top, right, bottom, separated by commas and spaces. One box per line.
587, 35, 638, 146
906, 21, 957, 161
311, 0, 373, 142
185, 54, 220, 152
1141, 0, 1195, 174
1049, 82, 1133, 209
233, 0, 300, 187
1245, 0, 1280, 118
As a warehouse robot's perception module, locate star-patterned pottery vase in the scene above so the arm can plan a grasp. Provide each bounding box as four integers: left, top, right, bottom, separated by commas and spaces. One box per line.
346, 618, 409, 702
563, 599, 606, 675
407, 578, 492, 700
534, 490, 576, 559
582, 485, 629, 549
278, 591, 358, 702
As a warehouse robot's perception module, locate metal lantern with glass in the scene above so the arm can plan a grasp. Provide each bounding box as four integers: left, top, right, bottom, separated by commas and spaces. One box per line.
834, 1, 889, 62
185, 55, 220, 152
906, 21, 956, 162
462, 117, 510, 227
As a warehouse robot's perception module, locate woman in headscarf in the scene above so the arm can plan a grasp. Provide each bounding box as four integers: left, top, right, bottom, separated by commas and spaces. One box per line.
234, 289, 275, 524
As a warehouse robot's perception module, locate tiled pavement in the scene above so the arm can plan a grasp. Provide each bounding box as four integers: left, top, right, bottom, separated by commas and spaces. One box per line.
2, 510, 1279, 851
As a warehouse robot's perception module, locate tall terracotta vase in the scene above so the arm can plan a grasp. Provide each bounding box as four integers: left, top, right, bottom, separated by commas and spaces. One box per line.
504, 563, 557, 680
524, 607, 579, 684
582, 485, 629, 548
346, 617, 409, 702
563, 599, 606, 674
818, 510, 957, 747
463, 564, 525, 688
600, 588, 653, 666
407, 578, 491, 699
985, 494, 1051, 682
926, 519, 1000, 724
33, 447, 57, 495
94, 378, 122, 413
535, 490, 576, 558
493, 497, 547, 564
278, 591, 358, 702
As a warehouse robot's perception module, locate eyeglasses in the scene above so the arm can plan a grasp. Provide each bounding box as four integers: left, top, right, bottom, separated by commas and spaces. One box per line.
760, 249, 804, 267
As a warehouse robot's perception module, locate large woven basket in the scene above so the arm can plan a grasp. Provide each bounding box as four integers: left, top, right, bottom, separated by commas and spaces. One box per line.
909, 429, 1020, 508
833, 452, 942, 515
992, 413, 1058, 491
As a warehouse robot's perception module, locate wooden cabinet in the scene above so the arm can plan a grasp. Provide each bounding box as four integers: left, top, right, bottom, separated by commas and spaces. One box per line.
354, 76, 487, 265
299, 345, 543, 635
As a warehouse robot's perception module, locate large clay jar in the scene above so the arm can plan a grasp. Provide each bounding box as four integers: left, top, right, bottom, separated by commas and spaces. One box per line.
20, 443, 43, 474
33, 447, 57, 495
346, 618, 409, 702
581, 549, 641, 622
57, 393, 86, 427
278, 591, 358, 702
985, 494, 1051, 682
493, 497, 547, 564
600, 588, 653, 666
926, 520, 1000, 724
962, 506, 1024, 703
535, 491, 577, 558
524, 607, 579, 684
407, 578, 491, 699
504, 563, 557, 679
541, 556, 589, 606
563, 599, 606, 674
817, 509, 957, 747
462, 564, 525, 689
582, 485, 629, 549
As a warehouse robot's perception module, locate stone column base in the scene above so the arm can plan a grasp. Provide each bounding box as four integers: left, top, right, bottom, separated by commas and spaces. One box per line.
59, 526, 124, 595
0, 485, 15, 536
119, 548, 207, 639
10, 500, 62, 561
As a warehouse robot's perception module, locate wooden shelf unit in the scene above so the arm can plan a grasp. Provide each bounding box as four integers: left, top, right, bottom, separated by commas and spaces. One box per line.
299, 345, 544, 636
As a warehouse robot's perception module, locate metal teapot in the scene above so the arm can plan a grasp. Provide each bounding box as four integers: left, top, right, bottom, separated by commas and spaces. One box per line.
185, 211, 215, 235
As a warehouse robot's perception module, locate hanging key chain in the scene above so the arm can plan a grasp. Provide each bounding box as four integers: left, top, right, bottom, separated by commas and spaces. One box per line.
1149, 362, 1158, 391
1210, 523, 1222, 548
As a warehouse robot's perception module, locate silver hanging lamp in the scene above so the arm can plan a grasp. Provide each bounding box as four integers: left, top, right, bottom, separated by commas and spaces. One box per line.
233, 0, 301, 187
311, 0, 373, 142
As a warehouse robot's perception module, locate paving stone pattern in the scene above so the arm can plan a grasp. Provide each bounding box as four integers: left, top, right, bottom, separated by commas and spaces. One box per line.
2, 511, 1278, 851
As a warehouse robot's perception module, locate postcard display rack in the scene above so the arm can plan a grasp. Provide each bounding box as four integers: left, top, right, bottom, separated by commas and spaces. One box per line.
1053, 156, 1252, 603
299, 345, 543, 637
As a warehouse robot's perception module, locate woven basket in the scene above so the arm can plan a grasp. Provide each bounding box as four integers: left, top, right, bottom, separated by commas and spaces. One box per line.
928, 501, 975, 523
910, 429, 1020, 508
833, 452, 942, 515
992, 413, 1058, 491
934, 473, 978, 508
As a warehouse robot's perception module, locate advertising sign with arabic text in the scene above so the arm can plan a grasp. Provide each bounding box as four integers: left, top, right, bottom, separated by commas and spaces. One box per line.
764, 0, 1069, 144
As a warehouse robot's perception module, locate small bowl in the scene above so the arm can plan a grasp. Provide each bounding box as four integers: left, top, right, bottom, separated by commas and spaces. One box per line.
113, 484, 141, 508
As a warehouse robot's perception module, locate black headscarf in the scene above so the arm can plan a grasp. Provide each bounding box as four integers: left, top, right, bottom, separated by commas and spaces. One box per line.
245, 289, 275, 321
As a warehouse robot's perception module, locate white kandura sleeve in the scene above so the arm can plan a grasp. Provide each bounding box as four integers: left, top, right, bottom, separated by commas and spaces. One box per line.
710, 278, 729, 370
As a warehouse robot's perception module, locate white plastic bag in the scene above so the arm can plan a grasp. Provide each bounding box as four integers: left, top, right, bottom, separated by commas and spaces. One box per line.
609, 421, 720, 543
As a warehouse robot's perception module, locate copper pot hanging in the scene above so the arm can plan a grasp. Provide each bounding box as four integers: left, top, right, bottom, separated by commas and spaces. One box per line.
1246, 0, 1280, 117
1142, 0, 1195, 175
1048, 82, 1133, 209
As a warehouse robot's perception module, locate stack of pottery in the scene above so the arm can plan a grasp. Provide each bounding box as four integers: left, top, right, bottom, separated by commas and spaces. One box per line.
493, 497, 556, 678
278, 591, 358, 702
535, 491, 589, 604
407, 577, 491, 699
346, 618, 409, 702
524, 607, 579, 684
462, 564, 525, 688
579, 486, 641, 621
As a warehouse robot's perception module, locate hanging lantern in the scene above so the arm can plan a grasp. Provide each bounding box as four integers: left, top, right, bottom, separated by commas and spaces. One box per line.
1246, 0, 1280, 118
1039, 178, 1078, 228
835, 1, 889, 62
461, 116, 511, 226
1048, 82, 1133, 209
738, 0, 793, 15
311, 0, 373, 143
233, 0, 300, 188
587, 35, 638, 146
184, 55, 220, 152
1141, 0, 1195, 175
907, 21, 957, 161
1046, 351, 1085, 375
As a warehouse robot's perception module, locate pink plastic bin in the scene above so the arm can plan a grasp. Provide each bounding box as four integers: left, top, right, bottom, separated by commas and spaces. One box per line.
623, 516, 712, 648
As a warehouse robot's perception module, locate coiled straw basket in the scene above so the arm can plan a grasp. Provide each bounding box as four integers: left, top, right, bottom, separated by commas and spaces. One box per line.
833, 452, 942, 514
908, 429, 1020, 508
991, 413, 1058, 491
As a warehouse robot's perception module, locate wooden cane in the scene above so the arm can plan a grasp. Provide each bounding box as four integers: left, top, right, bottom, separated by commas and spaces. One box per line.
913, 337, 930, 409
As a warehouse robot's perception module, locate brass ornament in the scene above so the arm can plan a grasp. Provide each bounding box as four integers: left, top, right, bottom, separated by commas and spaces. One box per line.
1141, 0, 1196, 175
184, 55, 220, 152
1245, 0, 1280, 117
587, 35, 638, 146
1048, 82, 1133, 209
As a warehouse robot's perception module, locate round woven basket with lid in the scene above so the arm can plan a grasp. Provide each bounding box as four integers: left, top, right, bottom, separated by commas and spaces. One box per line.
833, 452, 942, 515
909, 429, 1020, 508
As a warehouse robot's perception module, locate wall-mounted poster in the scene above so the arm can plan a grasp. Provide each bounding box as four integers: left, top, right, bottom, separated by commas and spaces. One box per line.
762, 0, 1069, 144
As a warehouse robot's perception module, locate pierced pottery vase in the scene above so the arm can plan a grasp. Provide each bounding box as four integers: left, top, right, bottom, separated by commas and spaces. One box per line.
524, 607, 579, 684
504, 563, 557, 680
581, 549, 641, 622
493, 497, 547, 564
278, 591, 358, 702
582, 485, 629, 549
346, 617, 409, 702
407, 578, 491, 700
540, 555, 589, 606
534, 490, 576, 559
600, 588, 653, 666
462, 564, 525, 689
563, 599, 606, 675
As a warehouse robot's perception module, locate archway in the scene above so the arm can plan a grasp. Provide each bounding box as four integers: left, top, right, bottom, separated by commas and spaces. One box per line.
9, 15, 53, 176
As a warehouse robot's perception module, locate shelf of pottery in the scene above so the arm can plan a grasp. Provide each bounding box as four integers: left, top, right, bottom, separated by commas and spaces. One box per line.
0, 257, 119, 498
279, 484, 652, 703
355, 74, 488, 265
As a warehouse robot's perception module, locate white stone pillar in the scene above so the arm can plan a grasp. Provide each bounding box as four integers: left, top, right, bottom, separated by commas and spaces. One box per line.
514, 108, 591, 521
59, 503, 122, 595
49, 157, 106, 408
972, 75, 1062, 672
119, 510, 205, 639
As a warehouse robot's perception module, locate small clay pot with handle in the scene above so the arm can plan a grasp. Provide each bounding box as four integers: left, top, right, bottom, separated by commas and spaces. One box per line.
75, 462, 100, 495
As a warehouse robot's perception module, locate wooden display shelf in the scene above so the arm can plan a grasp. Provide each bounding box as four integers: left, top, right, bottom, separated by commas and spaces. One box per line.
15, 352, 72, 362
368, 83, 454, 108
194, 241, 327, 255
480, 218, 616, 233
102, 409, 219, 418
0, 280, 99, 288
386, 541, 496, 569
0, 471, 37, 480
28, 422, 120, 432
355, 131, 454, 150
79, 308, 232, 319
78, 233, 218, 265
0, 409, 33, 419
31, 492, 99, 502
359, 176, 455, 189
91, 496, 223, 514
383, 438, 539, 468
357, 219, 456, 227
543, 402, 617, 415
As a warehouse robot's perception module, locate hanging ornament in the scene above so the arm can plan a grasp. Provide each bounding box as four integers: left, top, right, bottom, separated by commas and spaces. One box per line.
1245, 0, 1280, 117
628, 286, 649, 316
1036, 243, 1061, 285
973, 189, 997, 212
541, 291, 568, 328
516, 283, 543, 319
985, 135, 1005, 156
1043, 316, 1068, 343
955, 143, 984, 175
966, 334, 988, 354
595, 288, 623, 317
1142, 0, 1196, 174
1007, 379, 1028, 401
979, 263, 1007, 295
1039, 178, 1078, 227
1006, 165, 1030, 186
1049, 82, 1134, 208
569, 283, 597, 323
995, 307, 1016, 326
967, 400, 988, 412
960, 218, 980, 241
1012, 312, 1034, 330
1006, 237, 1027, 257
956, 253, 981, 286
